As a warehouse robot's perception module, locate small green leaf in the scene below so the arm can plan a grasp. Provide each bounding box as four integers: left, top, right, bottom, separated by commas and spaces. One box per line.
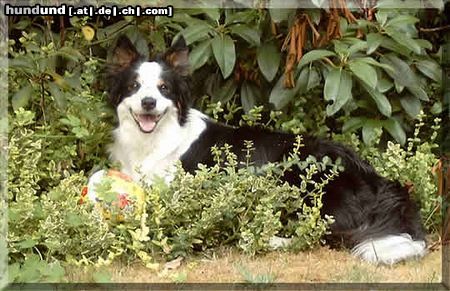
324, 68, 341, 102
360, 82, 392, 117
400, 95, 421, 118
343, 116, 366, 132
269, 75, 302, 109
380, 36, 411, 57
269, 9, 293, 23
230, 24, 260, 46
324, 69, 352, 116
348, 60, 377, 89
362, 120, 381, 145
415, 59, 442, 84
181, 22, 213, 45
384, 27, 421, 55
11, 84, 33, 111
16, 239, 37, 249
307, 67, 321, 91
241, 81, 260, 113
347, 40, 367, 55
383, 118, 406, 145
385, 15, 419, 28
407, 86, 429, 102
257, 42, 281, 82
225, 10, 257, 25
189, 39, 212, 71
211, 34, 236, 78
297, 50, 336, 68
202, 8, 221, 21
356, 57, 394, 73
366, 33, 383, 54
212, 78, 237, 103
377, 78, 393, 93
297, 67, 310, 94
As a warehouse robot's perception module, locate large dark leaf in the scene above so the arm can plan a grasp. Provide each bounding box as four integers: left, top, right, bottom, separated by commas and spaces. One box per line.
360, 82, 392, 117
400, 95, 421, 118
380, 54, 429, 101
383, 118, 406, 145
241, 81, 260, 113
324, 68, 352, 116
415, 59, 442, 84
342, 116, 366, 132
257, 42, 281, 82
212, 78, 237, 103
366, 33, 383, 54
211, 34, 236, 78
384, 27, 421, 55
269, 9, 294, 23
269, 74, 303, 109
297, 50, 336, 68
362, 119, 382, 145
230, 24, 260, 46
348, 60, 377, 89
189, 39, 212, 71
181, 22, 213, 45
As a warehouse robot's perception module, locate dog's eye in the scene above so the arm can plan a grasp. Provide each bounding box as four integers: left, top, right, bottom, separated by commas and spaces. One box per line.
129, 81, 139, 90
159, 84, 169, 92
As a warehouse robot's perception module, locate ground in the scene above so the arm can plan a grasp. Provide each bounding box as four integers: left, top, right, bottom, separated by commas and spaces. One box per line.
66, 244, 442, 284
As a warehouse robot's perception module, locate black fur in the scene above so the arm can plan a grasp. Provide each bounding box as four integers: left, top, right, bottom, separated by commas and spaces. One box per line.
180, 117, 425, 249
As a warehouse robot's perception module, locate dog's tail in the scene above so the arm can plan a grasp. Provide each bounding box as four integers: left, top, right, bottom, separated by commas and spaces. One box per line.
351, 233, 426, 265
348, 179, 427, 265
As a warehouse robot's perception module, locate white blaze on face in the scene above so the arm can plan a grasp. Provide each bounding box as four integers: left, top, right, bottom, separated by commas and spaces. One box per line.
136, 62, 172, 113
116, 61, 173, 133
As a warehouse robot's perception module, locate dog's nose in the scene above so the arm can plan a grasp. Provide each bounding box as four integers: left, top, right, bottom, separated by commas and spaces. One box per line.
141, 97, 156, 111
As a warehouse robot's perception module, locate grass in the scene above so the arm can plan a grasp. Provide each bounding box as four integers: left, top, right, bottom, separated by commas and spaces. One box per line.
65, 244, 442, 283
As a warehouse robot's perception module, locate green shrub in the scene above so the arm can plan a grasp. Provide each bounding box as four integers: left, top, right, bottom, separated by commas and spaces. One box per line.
333, 112, 441, 232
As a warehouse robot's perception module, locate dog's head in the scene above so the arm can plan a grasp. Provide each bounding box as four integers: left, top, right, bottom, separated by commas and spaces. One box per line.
106, 35, 191, 133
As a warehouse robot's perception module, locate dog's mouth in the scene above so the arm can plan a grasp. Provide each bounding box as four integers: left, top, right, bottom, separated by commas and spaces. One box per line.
130, 110, 165, 133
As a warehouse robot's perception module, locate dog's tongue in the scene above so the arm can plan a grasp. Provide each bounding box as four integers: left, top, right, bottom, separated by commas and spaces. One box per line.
137, 114, 158, 132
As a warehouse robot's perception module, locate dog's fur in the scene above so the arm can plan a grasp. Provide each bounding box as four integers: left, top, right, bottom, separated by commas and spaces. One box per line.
106, 35, 427, 265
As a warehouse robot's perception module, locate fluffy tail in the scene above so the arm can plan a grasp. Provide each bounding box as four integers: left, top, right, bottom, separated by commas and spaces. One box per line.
351, 233, 426, 265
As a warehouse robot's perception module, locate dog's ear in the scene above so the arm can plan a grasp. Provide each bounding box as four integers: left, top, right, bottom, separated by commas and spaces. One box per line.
163, 36, 190, 76
110, 35, 140, 70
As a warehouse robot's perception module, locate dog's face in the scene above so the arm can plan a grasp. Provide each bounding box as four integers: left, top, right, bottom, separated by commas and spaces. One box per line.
106, 36, 191, 133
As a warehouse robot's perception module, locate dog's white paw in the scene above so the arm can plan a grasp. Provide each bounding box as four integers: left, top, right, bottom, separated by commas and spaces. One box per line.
268, 236, 292, 249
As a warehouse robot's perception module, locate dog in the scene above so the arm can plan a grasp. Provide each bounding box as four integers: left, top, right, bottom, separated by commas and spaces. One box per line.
105, 35, 427, 265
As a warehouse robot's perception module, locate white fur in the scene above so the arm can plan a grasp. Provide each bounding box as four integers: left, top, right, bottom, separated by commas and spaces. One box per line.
351, 233, 426, 265
268, 236, 292, 249
109, 106, 207, 184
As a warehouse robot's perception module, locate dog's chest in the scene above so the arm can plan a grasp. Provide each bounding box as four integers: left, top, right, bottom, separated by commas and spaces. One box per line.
109, 110, 207, 184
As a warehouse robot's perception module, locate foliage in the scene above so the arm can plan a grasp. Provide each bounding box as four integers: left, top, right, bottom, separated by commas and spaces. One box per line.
8, 111, 338, 281
139, 139, 338, 259
153, 7, 443, 145
8, 110, 120, 282
6, 5, 443, 283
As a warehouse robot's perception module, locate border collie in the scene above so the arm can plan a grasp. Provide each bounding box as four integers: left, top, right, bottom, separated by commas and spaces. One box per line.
105, 35, 426, 265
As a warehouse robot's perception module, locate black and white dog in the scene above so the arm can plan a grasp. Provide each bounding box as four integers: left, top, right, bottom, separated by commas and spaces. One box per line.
105, 35, 426, 265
